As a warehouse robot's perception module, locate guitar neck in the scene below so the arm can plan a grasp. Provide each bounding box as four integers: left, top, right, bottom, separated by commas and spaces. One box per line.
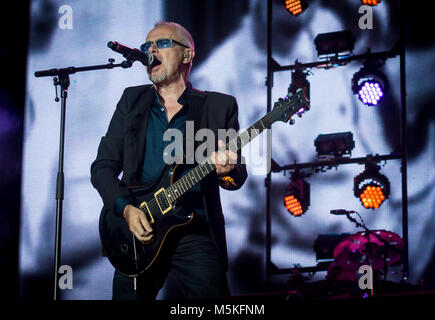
165, 113, 274, 203
165, 88, 309, 203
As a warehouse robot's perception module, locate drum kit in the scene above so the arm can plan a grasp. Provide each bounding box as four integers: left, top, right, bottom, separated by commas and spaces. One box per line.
286, 212, 408, 298
332, 229, 405, 275
283, 208, 408, 300
309, 209, 406, 284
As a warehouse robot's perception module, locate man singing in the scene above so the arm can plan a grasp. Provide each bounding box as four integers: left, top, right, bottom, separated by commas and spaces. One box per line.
91, 21, 247, 300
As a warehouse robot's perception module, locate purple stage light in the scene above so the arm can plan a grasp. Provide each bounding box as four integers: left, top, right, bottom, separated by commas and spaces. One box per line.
351, 63, 388, 107
358, 80, 384, 106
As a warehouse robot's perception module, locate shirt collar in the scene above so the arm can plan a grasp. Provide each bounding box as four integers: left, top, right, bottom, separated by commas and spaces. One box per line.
177, 81, 192, 105
153, 82, 192, 106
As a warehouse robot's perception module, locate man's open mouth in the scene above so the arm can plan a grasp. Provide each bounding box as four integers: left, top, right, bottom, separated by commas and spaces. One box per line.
150, 57, 162, 70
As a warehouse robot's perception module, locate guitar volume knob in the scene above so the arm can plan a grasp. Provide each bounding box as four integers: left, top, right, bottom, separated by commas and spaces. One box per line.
120, 244, 129, 254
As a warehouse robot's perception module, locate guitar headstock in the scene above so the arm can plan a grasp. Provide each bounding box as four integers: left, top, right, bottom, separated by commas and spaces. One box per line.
272, 87, 310, 125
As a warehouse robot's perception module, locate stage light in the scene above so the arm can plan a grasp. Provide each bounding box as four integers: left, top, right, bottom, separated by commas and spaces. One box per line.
314, 30, 355, 59
284, 174, 310, 216
361, 0, 381, 6
284, 0, 309, 16
351, 61, 388, 106
314, 132, 355, 159
354, 161, 390, 209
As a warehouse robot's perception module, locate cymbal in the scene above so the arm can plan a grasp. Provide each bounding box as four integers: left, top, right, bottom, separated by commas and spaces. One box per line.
333, 230, 404, 272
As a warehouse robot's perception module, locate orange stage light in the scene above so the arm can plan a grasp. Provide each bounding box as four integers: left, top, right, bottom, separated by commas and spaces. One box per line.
284, 175, 310, 216
284, 0, 309, 16
354, 162, 390, 209
361, 0, 381, 6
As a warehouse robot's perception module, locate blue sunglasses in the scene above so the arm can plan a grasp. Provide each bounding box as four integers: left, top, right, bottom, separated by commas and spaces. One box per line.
140, 38, 189, 52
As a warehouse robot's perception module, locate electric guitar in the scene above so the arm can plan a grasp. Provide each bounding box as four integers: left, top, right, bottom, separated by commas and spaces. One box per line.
99, 88, 310, 276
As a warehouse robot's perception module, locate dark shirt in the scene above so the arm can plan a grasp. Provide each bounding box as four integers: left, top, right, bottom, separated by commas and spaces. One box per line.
140, 90, 188, 183
115, 86, 205, 216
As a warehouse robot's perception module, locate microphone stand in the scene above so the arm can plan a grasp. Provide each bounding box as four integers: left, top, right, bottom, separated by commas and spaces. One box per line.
34, 58, 134, 300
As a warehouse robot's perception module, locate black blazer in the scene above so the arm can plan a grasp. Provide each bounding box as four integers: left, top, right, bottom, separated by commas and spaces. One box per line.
91, 84, 248, 269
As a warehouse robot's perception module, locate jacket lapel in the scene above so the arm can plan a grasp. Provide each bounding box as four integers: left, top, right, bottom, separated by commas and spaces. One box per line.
185, 88, 206, 164
129, 85, 154, 182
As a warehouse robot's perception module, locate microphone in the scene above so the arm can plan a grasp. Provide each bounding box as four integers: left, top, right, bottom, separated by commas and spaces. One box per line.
107, 41, 156, 67
330, 209, 354, 215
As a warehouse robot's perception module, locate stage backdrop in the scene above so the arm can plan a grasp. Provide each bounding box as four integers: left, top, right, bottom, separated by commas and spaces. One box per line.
20, 0, 434, 299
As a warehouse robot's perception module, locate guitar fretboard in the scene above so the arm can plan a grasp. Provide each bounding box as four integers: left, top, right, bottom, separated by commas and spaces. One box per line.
165, 113, 275, 203
164, 89, 307, 203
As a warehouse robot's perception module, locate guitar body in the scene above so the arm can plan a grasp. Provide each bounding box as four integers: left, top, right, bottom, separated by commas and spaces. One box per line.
99, 164, 194, 277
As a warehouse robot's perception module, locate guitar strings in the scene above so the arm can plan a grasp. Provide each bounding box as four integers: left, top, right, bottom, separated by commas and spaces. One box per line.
139, 99, 297, 217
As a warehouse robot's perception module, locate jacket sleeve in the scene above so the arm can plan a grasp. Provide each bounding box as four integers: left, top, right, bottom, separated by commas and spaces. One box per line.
218, 97, 248, 191
90, 89, 138, 215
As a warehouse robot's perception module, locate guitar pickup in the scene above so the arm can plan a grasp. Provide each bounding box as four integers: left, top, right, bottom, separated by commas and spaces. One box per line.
154, 188, 172, 215
139, 201, 155, 224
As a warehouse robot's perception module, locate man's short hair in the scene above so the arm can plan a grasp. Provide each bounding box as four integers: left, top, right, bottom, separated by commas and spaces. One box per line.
154, 21, 195, 50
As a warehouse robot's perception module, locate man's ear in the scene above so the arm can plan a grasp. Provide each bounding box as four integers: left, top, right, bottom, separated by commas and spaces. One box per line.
183, 48, 195, 63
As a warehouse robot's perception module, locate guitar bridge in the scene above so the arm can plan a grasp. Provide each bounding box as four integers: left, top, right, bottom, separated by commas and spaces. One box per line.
154, 188, 172, 215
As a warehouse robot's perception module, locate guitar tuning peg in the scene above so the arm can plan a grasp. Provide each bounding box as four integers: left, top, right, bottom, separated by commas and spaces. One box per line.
297, 112, 302, 118
289, 118, 295, 125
